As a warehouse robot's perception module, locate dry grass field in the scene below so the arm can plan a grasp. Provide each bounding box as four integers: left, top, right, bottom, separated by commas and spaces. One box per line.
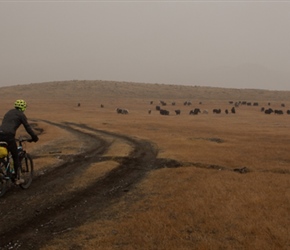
0, 80, 289, 250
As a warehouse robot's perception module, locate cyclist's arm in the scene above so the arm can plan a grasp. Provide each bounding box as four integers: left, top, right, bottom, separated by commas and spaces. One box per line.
21, 114, 39, 141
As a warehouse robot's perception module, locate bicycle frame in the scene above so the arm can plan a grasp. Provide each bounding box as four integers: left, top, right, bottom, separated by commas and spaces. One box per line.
1, 144, 25, 178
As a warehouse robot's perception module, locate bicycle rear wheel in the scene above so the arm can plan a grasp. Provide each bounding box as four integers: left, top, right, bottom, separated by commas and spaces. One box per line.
0, 162, 7, 197
19, 153, 33, 189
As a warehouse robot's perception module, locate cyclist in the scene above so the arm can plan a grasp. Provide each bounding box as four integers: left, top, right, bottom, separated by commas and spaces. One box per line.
0, 99, 39, 185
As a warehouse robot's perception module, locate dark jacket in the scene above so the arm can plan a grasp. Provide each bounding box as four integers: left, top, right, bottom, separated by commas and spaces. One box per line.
0, 108, 38, 140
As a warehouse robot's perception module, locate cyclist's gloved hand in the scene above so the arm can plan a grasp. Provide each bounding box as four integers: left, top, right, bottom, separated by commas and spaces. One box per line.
32, 135, 39, 142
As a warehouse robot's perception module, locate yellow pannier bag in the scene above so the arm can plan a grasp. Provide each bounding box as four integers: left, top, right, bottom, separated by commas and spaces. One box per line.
0, 146, 8, 158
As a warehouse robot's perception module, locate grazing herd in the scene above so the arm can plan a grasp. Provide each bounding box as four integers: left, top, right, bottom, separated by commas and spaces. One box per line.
151, 100, 290, 116
150, 101, 290, 115
263, 108, 285, 115
153, 100, 238, 116
76, 100, 290, 116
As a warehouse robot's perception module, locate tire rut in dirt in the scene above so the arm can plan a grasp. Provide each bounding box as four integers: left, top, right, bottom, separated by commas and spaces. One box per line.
0, 121, 158, 249
0, 121, 110, 236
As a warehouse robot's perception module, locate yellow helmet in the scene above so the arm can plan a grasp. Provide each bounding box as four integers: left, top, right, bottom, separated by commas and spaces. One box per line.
14, 99, 27, 111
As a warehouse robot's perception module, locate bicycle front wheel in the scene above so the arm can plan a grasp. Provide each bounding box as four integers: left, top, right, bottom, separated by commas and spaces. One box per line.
19, 153, 34, 189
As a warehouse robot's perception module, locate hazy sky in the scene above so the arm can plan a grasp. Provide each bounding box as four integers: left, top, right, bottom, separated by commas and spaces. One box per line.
1, 0, 289, 91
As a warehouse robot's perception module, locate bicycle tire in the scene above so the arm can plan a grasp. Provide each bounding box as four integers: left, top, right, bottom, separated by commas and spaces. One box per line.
0, 162, 7, 197
19, 153, 33, 189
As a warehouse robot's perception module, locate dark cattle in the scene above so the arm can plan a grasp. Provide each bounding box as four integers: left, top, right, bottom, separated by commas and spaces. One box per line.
229, 101, 234, 104
253, 102, 259, 106
287, 110, 290, 115
247, 102, 252, 106
148, 109, 151, 114
268, 102, 271, 106
172, 102, 176, 106
265, 108, 273, 114
199, 102, 202, 105
189, 108, 201, 115
241, 101, 247, 105
160, 100, 167, 106
231, 107, 236, 114
77, 103, 81, 107
160, 109, 169, 115
261, 107, 265, 112
213, 109, 221, 114
175, 110, 181, 115
100, 104, 104, 108
233, 167, 249, 174
281, 103, 285, 107
274, 110, 283, 115
184, 101, 192, 106
225, 109, 229, 114
116, 108, 129, 114
150, 101, 153, 105
156, 105, 161, 111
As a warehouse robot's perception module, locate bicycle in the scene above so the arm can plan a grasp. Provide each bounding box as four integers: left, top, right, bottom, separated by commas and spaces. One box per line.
0, 137, 34, 197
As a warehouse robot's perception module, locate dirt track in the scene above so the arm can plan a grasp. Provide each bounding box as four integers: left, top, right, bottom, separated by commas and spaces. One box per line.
0, 121, 179, 249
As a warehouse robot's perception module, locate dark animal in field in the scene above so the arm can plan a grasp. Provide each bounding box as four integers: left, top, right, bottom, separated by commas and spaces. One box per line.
225, 109, 229, 114
175, 110, 181, 115
265, 108, 273, 114
156, 105, 161, 111
261, 107, 265, 112
148, 109, 151, 114
172, 102, 176, 106
281, 103, 285, 107
287, 110, 290, 115
213, 109, 221, 114
253, 102, 259, 106
77, 103, 81, 107
150, 101, 153, 105
229, 101, 233, 104
274, 110, 283, 115
160, 100, 167, 106
234, 167, 249, 174
247, 102, 252, 106
116, 108, 129, 114
231, 107, 236, 114
189, 108, 201, 115
184, 101, 192, 106
100, 104, 104, 108
160, 109, 169, 115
